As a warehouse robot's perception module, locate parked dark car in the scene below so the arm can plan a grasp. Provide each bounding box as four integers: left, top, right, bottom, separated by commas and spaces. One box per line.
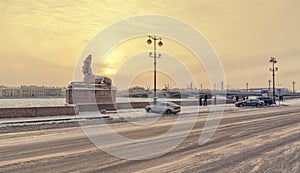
257, 97, 274, 106
145, 102, 181, 114
235, 99, 264, 107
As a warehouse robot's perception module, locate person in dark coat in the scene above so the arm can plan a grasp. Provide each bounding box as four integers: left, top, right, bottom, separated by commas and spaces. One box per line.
214, 96, 217, 105
199, 96, 202, 106
204, 94, 208, 106
235, 96, 239, 103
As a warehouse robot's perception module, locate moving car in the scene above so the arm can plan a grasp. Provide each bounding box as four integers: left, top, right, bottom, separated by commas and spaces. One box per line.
145, 102, 181, 114
235, 99, 264, 107
257, 97, 274, 106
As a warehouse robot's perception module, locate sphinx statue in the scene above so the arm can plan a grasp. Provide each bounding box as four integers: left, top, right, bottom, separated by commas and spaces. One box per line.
82, 55, 112, 88
69, 55, 112, 89
66, 55, 116, 106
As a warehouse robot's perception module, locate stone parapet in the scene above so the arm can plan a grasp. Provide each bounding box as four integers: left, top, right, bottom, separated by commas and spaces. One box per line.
0, 99, 235, 118
0, 106, 78, 118
77, 103, 117, 112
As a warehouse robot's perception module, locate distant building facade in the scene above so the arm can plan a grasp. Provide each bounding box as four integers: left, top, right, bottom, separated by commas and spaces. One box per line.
0, 87, 22, 97
129, 86, 147, 94
0, 85, 64, 98
44, 87, 62, 96
0, 87, 3, 97
21, 85, 44, 97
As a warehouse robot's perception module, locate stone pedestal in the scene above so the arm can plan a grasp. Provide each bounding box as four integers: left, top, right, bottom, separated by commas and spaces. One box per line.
66, 88, 116, 104
66, 88, 117, 111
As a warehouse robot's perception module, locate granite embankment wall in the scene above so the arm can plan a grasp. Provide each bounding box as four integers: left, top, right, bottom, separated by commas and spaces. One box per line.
77, 102, 153, 111
0, 100, 233, 118
0, 106, 78, 118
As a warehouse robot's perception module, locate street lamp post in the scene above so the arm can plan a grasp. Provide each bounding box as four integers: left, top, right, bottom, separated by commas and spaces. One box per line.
147, 35, 163, 104
221, 81, 224, 90
292, 81, 296, 94
269, 57, 278, 103
268, 79, 271, 91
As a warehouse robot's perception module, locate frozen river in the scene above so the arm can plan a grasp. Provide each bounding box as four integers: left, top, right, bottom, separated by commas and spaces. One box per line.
0, 97, 198, 108
0, 98, 66, 108
0, 97, 299, 109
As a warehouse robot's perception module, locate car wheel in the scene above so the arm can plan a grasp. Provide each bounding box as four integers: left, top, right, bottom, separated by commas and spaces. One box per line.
239, 104, 244, 107
265, 102, 270, 106
166, 110, 172, 114
146, 108, 151, 112
256, 104, 262, 108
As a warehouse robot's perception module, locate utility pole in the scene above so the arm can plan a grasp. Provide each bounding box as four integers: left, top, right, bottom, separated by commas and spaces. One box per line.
246, 82, 249, 92
268, 79, 271, 91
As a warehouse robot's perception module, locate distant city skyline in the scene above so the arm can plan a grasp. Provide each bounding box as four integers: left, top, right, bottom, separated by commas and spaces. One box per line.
0, 0, 299, 91
0, 83, 296, 93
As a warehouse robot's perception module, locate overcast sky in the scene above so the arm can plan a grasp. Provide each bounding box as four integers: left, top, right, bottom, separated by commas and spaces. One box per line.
0, 0, 299, 91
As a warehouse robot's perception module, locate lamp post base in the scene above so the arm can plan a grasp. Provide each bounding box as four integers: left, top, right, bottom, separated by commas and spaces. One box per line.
153, 97, 158, 104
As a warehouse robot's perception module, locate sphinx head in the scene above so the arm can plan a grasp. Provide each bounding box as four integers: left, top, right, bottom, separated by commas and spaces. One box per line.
82, 55, 93, 75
